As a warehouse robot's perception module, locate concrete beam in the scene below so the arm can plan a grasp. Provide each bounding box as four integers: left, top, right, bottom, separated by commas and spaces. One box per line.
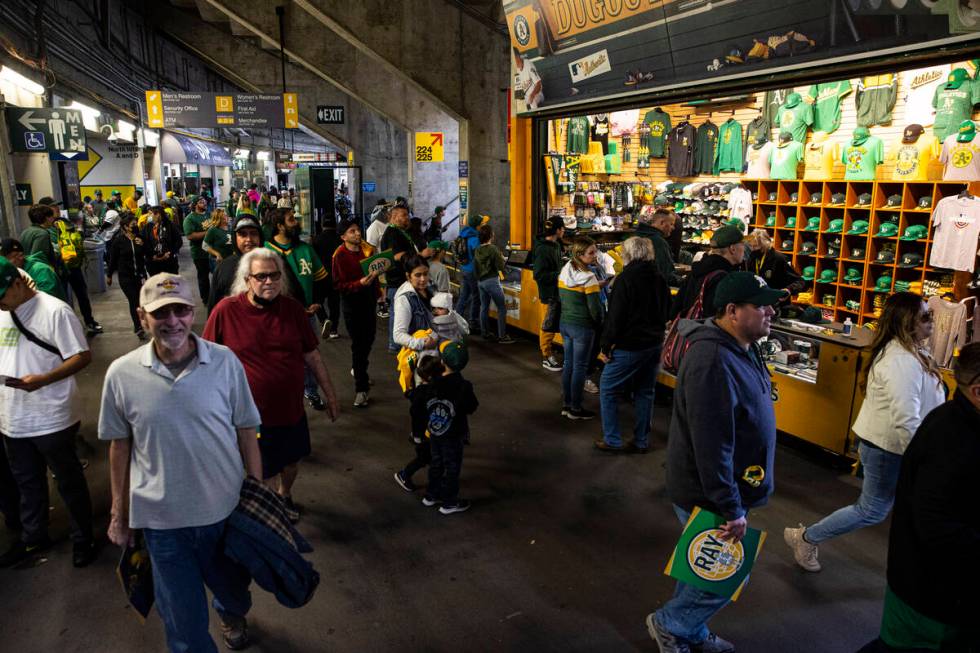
192, 0, 230, 23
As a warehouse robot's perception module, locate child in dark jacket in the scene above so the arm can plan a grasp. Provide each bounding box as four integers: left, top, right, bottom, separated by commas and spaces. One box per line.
410, 342, 478, 514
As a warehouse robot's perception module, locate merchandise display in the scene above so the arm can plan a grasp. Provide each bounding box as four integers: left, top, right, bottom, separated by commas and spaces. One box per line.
775, 92, 813, 142
666, 120, 697, 177
855, 74, 898, 127
891, 124, 938, 181
932, 68, 980, 142
939, 120, 980, 181
929, 194, 980, 272
842, 128, 885, 180
642, 107, 672, 158
803, 133, 838, 180
770, 137, 804, 180
806, 80, 852, 133
694, 121, 720, 175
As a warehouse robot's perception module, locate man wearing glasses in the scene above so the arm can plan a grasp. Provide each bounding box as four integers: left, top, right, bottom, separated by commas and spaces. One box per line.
204, 249, 338, 524
0, 255, 96, 569
100, 272, 263, 652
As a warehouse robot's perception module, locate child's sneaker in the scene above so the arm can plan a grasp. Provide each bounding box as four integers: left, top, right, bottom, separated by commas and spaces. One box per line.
439, 500, 470, 515
421, 496, 441, 507
393, 471, 416, 492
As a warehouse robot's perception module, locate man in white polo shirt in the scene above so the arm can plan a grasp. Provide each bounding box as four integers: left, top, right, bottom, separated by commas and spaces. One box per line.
0, 255, 96, 569
100, 272, 262, 652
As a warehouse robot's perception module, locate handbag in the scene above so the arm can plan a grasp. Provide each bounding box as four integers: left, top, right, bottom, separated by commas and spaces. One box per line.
661, 270, 726, 374
541, 299, 561, 333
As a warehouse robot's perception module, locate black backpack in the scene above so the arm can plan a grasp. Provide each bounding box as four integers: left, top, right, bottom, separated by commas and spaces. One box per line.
451, 235, 471, 266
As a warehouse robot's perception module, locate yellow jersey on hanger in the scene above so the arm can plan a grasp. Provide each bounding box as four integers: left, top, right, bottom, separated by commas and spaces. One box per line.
890, 137, 939, 181
803, 136, 838, 180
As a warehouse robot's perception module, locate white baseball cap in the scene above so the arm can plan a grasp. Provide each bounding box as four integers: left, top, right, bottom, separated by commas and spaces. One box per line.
140, 273, 195, 312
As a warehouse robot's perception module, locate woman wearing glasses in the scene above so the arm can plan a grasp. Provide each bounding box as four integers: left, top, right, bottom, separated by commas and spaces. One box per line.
203, 248, 338, 524
105, 211, 148, 340
784, 292, 946, 572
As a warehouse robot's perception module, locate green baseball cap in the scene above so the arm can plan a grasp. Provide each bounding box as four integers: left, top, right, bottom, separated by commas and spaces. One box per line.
785, 216, 797, 228
847, 220, 869, 235
804, 216, 821, 231
900, 224, 928, 240
427, 240, 450, 251
843, 267, 863, 283
957, 120, 976, 143
438, 340, 469, 371
713, 271, 788, 307
710, 225, 745, 248
946, 67, 970, 89
780, 238, 794, 251
825, 218, 845, 233
875, 221, 899, 237
765, 213, 776, 227
917, 196, 932, 209
802, 265, 816, 280
0, 256, 19, 298
819, 269, 837, 283
874, 275, 893, 292
790, 192, 799, 203
801, 241, 817, 254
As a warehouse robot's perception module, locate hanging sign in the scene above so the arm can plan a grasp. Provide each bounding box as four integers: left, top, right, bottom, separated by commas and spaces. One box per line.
145, 91, 299, 129
458, 160, 469, 178
316, 106, 345, 124
15, 183, 33, 206
415, 132, 444, 162
6, 107, 87, 154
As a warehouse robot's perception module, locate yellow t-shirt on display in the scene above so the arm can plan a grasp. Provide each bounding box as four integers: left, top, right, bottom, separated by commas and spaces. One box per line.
890, 138, 939, 181
803, 137, 839, 180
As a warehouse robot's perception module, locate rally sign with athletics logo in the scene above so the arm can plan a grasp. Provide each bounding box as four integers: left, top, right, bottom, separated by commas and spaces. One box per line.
664, 507, 767, 601
360, 250, 395, 276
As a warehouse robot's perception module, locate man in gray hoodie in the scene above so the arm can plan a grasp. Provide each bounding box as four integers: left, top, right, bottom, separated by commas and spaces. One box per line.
647, 272, 786, 653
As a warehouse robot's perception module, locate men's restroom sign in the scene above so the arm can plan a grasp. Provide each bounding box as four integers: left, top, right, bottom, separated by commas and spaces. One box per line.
6, 108, 86, 154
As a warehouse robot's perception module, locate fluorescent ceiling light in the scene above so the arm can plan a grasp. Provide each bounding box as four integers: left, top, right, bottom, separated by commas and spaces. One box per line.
117, 120, 136, 132
0, 66, 44, 95
139, 129, 159, 148
68, 101, 101, 131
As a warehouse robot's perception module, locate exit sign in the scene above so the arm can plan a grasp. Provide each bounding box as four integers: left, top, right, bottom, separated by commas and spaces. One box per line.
317, 106, 345, 124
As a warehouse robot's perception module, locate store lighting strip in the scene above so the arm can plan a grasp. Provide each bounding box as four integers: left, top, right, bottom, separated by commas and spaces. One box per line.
0, 65, 44, 95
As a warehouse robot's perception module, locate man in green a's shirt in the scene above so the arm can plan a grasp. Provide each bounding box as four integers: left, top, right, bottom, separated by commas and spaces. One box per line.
182, 196, 210, 301
20, 204, 58, 266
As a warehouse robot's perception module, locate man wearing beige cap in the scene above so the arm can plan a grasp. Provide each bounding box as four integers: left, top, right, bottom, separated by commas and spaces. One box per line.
0, 255, 96, 569
99, 272, 262, 652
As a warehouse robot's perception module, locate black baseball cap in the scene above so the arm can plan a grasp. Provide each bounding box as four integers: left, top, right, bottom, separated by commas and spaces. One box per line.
902, 124, 924, 143
0, 238, 25, 256
233, 216, 262, 233
714, 271, 788, 307
543, 215, 565, 235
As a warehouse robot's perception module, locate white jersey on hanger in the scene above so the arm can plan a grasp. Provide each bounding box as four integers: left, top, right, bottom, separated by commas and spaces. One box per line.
929, 195, 980, 272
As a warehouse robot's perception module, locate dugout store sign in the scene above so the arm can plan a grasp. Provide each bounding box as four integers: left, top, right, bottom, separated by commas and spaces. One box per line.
7, 107, 86, 154
146, 91, 298, 129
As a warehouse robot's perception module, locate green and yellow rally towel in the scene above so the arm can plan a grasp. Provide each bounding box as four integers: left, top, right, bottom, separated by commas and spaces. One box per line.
664, 507, 767, 601
360, 249, 395, 276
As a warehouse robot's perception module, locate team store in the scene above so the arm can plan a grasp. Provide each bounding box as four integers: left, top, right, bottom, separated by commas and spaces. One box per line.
505, 59, 980, 456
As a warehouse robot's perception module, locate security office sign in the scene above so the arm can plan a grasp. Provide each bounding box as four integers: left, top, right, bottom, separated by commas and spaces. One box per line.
316, 106, 345, 124
7, 107, 86, 154
145, 91, 298, 129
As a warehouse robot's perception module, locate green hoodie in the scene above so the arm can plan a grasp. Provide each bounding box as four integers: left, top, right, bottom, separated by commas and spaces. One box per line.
474, 243, 505, 281
24, 252, 66, 301
531, 236, 563, 303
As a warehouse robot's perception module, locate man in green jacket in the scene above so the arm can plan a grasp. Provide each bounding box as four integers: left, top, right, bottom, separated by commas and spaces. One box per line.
636, 209, 681, 286
19, 204, 58, 267
0, 239, 66, 301
532, 216, 565, 371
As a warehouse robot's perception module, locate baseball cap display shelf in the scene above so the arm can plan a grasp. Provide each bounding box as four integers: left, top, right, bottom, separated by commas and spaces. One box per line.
902, 182, 936, 213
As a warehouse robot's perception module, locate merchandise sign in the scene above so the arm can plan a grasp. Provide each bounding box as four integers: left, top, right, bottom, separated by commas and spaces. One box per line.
316, 106, 345, 124
145, 91, 299, 129
459, 180, 468, 210
415, 132, 444, 162
362, 181, 377, 192
15, 183, 33, 206
664, 507, 766, 601
458, 160, 469, 178
6, 107, 86, 154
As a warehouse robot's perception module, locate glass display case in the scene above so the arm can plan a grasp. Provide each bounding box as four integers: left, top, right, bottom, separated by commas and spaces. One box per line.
762, 327, 821, 385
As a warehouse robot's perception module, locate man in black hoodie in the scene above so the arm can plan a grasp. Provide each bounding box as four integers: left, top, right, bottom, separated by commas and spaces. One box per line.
594, 237, 669, 453
635, 208, 681, 286
648, 272, 785, 653
532, 216, 565, 371
207, 216, 263, 313
669, 225, 745, 320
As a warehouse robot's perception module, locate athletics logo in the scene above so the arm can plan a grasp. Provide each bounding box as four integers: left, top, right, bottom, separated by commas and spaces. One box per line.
514, 15, 531, 46
687, 529, 745, 582
952, 144, 974, 168
846, 147, 867, 172
895, 145, 919, 176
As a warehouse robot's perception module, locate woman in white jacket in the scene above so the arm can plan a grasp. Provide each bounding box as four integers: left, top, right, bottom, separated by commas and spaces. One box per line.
784, 292, 945, 572
392, 254, 439, 352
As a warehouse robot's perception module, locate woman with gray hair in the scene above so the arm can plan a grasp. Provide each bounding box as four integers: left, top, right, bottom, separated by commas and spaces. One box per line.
203, 246, 338, 523
594, 236, 670, 453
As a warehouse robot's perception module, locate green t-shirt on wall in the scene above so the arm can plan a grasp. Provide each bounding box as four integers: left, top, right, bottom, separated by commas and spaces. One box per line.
182, 212, 208, 260
204, 227, 235, 259
842, 136, 885, 180
932, 81, 980, 142
643, 109, 672, 157
566, 117, 590, 154
806, 80, 852, 133
775, 101, 813, 143
769, 141, 804, 180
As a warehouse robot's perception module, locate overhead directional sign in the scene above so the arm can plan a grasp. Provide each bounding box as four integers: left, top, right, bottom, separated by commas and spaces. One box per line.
415, 132, 444, 162
145, 91, 299, 129
6, 107, 86, 154
316, 105, 345, 124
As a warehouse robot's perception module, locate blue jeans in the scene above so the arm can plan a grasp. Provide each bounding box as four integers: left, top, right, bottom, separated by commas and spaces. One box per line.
560, 322, 594, 411
455, 269, 480, 330
304, 315, 319, 396
386, 285, 399, 352
478, 277, 507, 338
144, 520, 252, 653
804, 441, 902, 544
655, 505, 730, 645
599, 346, 661, 448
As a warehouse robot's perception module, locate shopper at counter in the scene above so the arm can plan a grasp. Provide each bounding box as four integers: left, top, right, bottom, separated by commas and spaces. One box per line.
636, 208, 681, 286
594, 237, 669, 453
785, 292, 945, 573
859, 342, 980, 653
532, 216, 565, 372
558, 237, 604, 420
475, 225, 514, 344
745, 229, 803, 303
648, 271, 784, 653
669, 225, 745, 320
454, 214, 486, 336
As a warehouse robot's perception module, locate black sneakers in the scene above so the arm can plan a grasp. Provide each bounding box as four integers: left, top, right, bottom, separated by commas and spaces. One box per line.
562, 408, 596, 420
220, 614, 250, 651
393, 471, 416, 492
0, 537, 52, 568
282, 496, 301, 524
439, 500, 470, 515
72, 540, 99, 568
304, 392, 326, 411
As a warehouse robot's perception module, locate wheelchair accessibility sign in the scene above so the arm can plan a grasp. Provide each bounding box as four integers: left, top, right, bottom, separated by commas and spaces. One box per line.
25, 131, 45, 150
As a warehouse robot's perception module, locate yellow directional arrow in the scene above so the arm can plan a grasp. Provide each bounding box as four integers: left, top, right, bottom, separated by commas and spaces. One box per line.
77, 146, 102, 181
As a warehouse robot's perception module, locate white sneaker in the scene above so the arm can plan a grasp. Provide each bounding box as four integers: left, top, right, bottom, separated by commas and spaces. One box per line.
354, 391, 369, 408
320, 319, 332, 338
784, 524, 821, 572
584, 379, 599, 394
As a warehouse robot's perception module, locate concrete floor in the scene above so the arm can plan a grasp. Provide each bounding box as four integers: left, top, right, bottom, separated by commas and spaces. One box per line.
0, 261, 888, 653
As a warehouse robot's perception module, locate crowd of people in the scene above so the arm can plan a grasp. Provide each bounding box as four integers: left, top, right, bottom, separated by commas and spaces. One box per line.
0, 190, 976, 653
